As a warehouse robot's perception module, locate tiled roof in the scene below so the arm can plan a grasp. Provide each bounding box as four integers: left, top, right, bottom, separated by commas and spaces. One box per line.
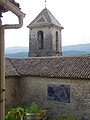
5, 56, 90, 79
28, 8, 63, 29
5, 58, 19, 77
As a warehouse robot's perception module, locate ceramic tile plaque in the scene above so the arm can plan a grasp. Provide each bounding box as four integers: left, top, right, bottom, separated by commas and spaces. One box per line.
47, 84, 70, 103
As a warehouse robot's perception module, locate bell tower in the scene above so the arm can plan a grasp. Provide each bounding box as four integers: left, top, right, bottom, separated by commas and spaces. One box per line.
28, 8, 64, 57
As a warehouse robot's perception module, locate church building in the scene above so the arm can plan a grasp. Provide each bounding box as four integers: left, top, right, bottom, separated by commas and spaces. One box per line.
28, 8, 64, 57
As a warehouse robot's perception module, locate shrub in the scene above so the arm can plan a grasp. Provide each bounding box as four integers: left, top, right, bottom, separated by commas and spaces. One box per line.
60, 115, 78, 120
25, 102, 46, 119
5, 107, 25, 120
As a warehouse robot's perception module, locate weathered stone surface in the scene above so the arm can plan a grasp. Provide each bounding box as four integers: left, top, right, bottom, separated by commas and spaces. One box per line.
16, 76, 90, 119
28, 8, 63, 57
5, 77, 19, 112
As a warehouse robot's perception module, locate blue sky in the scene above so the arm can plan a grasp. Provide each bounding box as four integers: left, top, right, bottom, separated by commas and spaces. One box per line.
2, 0, 90, 48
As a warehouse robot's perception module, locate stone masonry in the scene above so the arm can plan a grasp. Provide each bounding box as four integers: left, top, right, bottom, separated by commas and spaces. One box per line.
28, 8, 63, 57
5, 76, 90, 119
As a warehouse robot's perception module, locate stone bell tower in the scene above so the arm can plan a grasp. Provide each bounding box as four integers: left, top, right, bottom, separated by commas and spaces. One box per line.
28, 8, 64, 57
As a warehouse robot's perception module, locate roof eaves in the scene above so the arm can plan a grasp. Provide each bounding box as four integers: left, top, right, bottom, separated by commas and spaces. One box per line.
20, 74, 90, 80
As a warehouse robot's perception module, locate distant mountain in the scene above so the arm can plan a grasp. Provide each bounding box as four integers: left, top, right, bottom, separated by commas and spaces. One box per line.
5, 46, 29, 54
62, 43, 90, 56
62, 50, 88, 56
5, 52, 28, 58
5, 43, 90, 58
62, 43, 90, 52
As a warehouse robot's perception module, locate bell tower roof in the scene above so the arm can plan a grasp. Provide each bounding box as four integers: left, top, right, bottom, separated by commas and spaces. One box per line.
27, 8, 64, 29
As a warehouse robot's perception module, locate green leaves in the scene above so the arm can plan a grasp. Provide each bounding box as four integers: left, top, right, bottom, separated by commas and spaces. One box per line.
5, 107, 25, 120
25, 102, 46, 119
60, 115, 78, 120
25, 102, 40, 113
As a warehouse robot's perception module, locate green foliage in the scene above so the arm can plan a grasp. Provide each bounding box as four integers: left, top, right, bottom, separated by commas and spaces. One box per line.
5, 107, 25, 120
43, 115, 78, 120
25, 102, 46, 119
25, 102, 46, 113
60, 115, 78, 120
25, 102, 40, 113
53, 116, 58, 120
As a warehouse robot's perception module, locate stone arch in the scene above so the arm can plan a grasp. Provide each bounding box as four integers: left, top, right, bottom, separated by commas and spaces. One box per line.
37, 31, 43, 49
56, 31, 59, 53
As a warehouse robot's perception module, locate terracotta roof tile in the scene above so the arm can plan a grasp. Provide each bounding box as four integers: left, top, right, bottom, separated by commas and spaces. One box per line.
5, 58, 19, 76
5, 56, 90, 79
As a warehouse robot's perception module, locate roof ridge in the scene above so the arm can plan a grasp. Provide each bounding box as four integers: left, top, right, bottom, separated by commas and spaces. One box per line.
8, 56, 90, 59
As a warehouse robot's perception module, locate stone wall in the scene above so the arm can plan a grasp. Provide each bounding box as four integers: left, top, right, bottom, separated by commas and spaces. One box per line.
5, 76, 90, 119
17, 76, 90, 119
52, 27, 62, 53
5, 76, 19, 112
29, 27, 53, 57
29, 26, 62, 57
